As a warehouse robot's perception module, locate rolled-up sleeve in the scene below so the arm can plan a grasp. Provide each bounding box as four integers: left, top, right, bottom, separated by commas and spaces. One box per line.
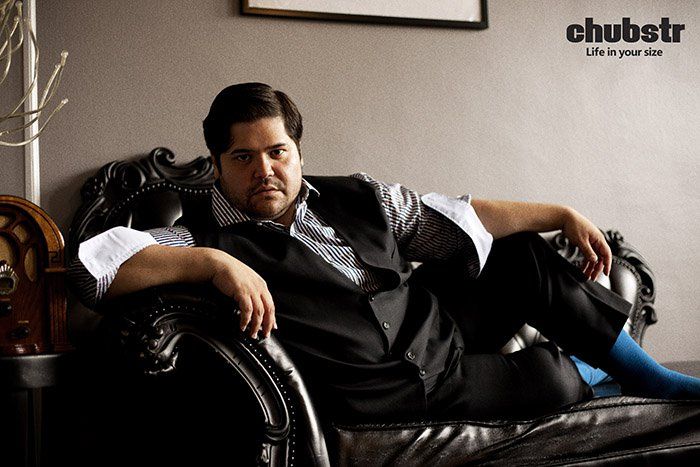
420, 192, 493, 274
350, 173, 493, 277
67, 225, 194, 307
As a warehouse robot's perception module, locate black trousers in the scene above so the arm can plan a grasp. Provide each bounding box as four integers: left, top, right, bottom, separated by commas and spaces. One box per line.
415, 232, 632, 420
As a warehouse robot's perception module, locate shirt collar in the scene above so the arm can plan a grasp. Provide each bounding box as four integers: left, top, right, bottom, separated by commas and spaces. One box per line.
211, 178, 319, 228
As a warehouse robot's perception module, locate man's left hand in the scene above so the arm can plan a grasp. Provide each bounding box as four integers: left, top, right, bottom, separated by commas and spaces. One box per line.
561, 208, 612, 281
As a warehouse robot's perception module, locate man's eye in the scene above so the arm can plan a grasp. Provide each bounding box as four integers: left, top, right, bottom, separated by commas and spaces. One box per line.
270, 149, 286, 158
235, 154, 251, 162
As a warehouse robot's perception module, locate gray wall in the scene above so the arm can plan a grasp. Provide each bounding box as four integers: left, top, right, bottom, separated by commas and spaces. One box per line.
1, 1, 698, 361
0, 27, 24, 198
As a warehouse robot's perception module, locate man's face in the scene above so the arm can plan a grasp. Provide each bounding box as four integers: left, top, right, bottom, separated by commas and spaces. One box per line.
214, 116, 303, 226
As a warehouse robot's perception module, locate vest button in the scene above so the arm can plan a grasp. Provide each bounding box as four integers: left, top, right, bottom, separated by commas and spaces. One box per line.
406, 351, 416, 360
419, 369, 426, 376
368, 294, 375, 302
382, 321, 390, 330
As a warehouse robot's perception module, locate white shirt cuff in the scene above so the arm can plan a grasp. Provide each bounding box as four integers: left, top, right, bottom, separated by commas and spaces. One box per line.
420, 192, 493, 272
78, 226, 158, 280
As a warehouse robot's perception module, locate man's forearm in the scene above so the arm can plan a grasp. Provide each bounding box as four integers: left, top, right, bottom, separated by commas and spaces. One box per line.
106, 243, 278, 338
471, 199, 573, 240
104, 244, 218, 298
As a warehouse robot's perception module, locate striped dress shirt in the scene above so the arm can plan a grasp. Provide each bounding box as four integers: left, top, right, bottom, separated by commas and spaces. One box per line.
68, 174, 492, 307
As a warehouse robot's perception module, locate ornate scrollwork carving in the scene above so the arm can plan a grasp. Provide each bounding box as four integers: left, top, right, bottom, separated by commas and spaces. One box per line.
551, 231, 582, 266
68, 148, 215, 257
603, 230, 658, 344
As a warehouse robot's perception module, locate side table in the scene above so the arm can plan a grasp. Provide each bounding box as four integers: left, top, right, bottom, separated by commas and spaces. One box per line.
0, 353, 71, 467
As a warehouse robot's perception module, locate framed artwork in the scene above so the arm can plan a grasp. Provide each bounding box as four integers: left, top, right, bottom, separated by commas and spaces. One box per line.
241, 0, 488, 29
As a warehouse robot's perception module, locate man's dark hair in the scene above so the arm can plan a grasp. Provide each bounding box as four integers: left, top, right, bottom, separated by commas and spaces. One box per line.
203, 82, 303, 165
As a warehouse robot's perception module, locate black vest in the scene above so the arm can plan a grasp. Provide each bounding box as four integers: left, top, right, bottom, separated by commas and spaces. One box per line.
188, 176, 460, 422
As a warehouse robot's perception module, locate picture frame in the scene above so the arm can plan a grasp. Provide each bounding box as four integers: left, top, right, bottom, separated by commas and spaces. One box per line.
241, 0, 488, 29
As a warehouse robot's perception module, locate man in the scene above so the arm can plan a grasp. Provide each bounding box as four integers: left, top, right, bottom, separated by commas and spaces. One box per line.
70, 82, 700, 423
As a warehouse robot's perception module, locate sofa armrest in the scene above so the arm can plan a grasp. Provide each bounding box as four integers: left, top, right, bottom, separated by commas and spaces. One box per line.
98, 283, 330, 467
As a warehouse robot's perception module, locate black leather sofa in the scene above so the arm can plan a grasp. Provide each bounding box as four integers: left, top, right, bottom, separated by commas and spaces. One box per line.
65, 148, 700, 466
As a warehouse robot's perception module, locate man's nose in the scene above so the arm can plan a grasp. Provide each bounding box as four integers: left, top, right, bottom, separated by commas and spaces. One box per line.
253, 155, 274, 179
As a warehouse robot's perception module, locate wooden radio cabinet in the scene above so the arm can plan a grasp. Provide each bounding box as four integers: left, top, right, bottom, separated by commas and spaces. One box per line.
0, 195, 71, 355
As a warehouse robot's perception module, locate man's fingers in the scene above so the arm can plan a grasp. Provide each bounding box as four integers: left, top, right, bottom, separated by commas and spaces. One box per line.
602, 247, 613, 277
591, 235, 612, 277
238, 296, 254, 331
579, 241, 598, 266
248, 295, 266, 338
213, 257, 275, 339
592, 259, 605, 281
260, 292, 276, 338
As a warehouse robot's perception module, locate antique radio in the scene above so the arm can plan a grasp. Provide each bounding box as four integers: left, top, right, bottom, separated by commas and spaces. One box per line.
0, 195, 71, 355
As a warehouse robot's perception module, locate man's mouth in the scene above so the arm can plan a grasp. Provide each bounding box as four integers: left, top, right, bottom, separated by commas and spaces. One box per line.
252, 186, 280, 196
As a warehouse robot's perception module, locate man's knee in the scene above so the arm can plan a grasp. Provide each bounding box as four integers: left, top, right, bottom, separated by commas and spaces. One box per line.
480, 232, 553, 288
530, 343, 592, 408
490, 231, 549, 259
486, 231, 582, 285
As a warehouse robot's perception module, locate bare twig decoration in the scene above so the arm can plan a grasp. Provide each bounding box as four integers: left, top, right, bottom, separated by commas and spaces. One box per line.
0, 0, 67, 147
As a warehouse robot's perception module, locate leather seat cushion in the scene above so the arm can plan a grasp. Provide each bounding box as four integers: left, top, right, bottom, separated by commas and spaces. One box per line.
331, 396, 700, 465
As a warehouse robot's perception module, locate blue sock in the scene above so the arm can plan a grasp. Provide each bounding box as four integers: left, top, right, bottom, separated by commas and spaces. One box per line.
602, 330, 700, 399
571, 356, 612, 386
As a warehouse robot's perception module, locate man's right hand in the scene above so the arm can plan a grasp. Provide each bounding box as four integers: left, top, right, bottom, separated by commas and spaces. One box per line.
209, 249, 277, 339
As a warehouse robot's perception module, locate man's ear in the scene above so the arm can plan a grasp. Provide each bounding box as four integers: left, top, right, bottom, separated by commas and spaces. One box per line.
296, 142, 303, 168
211, 153, 221, 178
